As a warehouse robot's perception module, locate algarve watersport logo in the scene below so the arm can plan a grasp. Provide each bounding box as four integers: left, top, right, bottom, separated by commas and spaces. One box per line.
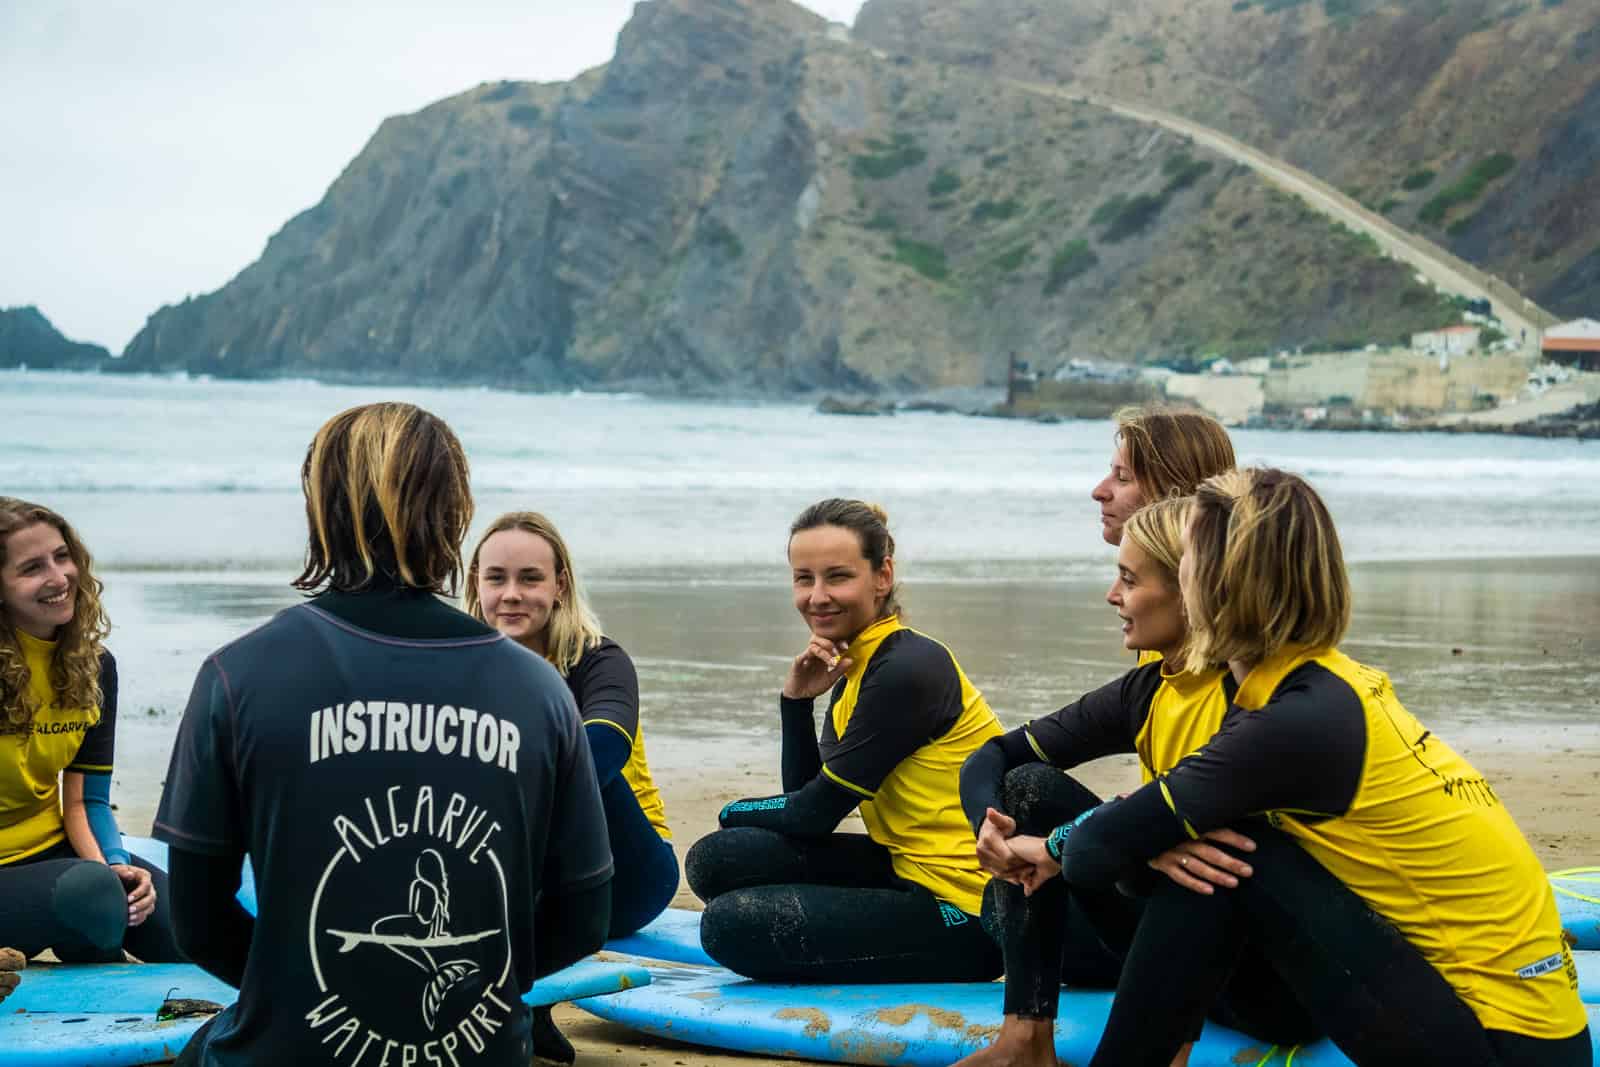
305, 784, 517, 1065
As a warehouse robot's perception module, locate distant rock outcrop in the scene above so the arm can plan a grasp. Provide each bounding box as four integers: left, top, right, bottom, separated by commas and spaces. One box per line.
0, 306, 110, 370
116, 0, 1475, 392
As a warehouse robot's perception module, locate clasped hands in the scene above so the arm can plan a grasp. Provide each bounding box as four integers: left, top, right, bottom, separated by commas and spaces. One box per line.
976, 807, 1257, 897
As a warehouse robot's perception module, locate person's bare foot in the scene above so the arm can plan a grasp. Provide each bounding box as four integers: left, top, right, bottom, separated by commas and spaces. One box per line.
952, 1015, 1059, 1067
0, 947, 24, 1005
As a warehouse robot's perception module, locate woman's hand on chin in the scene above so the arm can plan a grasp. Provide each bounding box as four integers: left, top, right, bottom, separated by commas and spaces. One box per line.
782, 636, 854, 700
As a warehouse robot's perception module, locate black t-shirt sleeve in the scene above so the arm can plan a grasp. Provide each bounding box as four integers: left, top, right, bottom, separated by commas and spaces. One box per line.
821, 633, 963, 797
570, 639, 639, 744
1161, 665, 1366, 835
1021, 662, 1161, 769
153, 657, 245, 857
67, 651, 118, 774
540, 686, 614, 894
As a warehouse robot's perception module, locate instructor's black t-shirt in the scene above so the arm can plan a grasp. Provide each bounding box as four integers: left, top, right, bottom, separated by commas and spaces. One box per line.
154, 592, 612, 1067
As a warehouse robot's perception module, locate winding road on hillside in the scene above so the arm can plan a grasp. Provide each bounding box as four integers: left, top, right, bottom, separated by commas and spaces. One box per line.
1005, 78, 1553, 349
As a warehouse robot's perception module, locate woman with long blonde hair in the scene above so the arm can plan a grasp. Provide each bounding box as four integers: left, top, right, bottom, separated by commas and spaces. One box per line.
0, 497, 179, 963
1011, 470, 1589, 1066
467, 511, 677, 1064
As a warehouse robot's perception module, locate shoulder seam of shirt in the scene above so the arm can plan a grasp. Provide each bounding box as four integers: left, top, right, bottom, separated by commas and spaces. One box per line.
584, 717, 635, 743
821, 763, 876, 799
299, 603, 507, 648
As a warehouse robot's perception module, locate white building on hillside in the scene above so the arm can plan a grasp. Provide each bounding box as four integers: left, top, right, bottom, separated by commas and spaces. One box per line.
1411, 325, 1481, 357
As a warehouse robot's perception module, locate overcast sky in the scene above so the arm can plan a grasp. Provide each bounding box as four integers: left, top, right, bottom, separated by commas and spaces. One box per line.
0, 0, 867, 353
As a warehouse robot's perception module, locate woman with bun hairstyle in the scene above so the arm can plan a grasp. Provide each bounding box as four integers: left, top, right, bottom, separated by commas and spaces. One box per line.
467, 512, 676, 941
1089, 406, 1235, 546
1009, 470, 1590, 1066
956, 497, 1316, 1067
0, 497, 179, 963
686, 499, 1005, 982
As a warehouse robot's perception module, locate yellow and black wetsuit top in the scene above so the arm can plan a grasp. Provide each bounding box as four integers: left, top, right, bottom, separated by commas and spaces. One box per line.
1, 632, 117, 864
959, 659, 1233, 832
721, 614, 1002, 915
1059, 646, 1586, 1041
567, 637, 671, 840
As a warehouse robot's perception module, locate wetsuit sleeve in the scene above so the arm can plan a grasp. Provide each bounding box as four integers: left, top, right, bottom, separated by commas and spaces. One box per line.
153, 657, 245, 856
717, 774, 862, 838
535, 880, 613, 978
820, 635, 962, 798
66, 651, 117, 774
80, 774, 129, 865
1158, 668, 1366, 835
780, 695, 823, 792
168, 845, 252, 988
540, 686, 614, 894
1059, 668, 1366, 887
1022, 662, 1161, 768
961, 664, 1160, 835
717, 688, 858, 836
571, 642, 639, 788
74, 653, 127, 864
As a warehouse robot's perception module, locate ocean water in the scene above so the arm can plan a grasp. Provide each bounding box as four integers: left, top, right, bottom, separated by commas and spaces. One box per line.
2, 369, 1598, 810
6, 369, 1599, 573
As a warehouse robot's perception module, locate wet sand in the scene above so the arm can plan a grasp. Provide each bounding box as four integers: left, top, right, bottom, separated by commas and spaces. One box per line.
98, 556, 1598, 1066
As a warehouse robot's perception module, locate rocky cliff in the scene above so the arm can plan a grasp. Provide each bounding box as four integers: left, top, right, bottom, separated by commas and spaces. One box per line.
0, 306, 110, 370
856, 0, 1600, 318
118, 0, 1473, 392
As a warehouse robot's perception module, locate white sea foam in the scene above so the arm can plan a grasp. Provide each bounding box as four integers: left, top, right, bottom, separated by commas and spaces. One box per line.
4, 370, 1598, 568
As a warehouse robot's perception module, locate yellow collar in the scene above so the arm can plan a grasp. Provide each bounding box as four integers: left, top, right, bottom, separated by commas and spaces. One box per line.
1235, 644, 1330, 710
15, 628, 57, 659
844, 615, 902, 669
1160, 662, 1227, 696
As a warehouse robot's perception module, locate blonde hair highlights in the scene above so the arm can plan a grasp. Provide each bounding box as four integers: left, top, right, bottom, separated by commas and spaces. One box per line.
0, 498, 110, 727
294, 403, 473, 595
1182, 468, 1351, 674
465, 512, 603, 676
1113, 405, 1236, 502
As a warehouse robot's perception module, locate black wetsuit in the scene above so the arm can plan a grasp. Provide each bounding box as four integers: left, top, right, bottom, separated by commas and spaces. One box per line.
565, 638, 678, 937
686, 616, 1004, 983
0, 652, 180, 962
1041, 648, 1590, 1066
961, 661, 1318, 1048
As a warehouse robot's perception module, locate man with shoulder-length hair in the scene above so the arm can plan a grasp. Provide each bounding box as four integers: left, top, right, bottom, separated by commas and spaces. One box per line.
156, 402, 613, 1066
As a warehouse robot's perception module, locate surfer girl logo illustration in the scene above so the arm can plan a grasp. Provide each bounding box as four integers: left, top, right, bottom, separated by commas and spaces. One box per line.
326, 848, 501, 1030
305, 785, 521, 1064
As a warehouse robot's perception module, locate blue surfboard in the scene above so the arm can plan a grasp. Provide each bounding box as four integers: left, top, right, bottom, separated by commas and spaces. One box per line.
4, 960, 649, 1067
583, 958, 1600, 1067
2, 1012, 211, 1067
123, 837, 1600, 952
7, 958, 649, 1015
1553, 868, 1600, 951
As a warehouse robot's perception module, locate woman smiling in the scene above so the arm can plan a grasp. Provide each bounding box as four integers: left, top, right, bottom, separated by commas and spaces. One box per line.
685, 498, 1004, 983
466, 511, 677, 1065
0, 497, 179, 965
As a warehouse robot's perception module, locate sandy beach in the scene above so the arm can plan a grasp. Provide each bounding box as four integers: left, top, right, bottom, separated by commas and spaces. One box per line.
93, 555, 1600, 1066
